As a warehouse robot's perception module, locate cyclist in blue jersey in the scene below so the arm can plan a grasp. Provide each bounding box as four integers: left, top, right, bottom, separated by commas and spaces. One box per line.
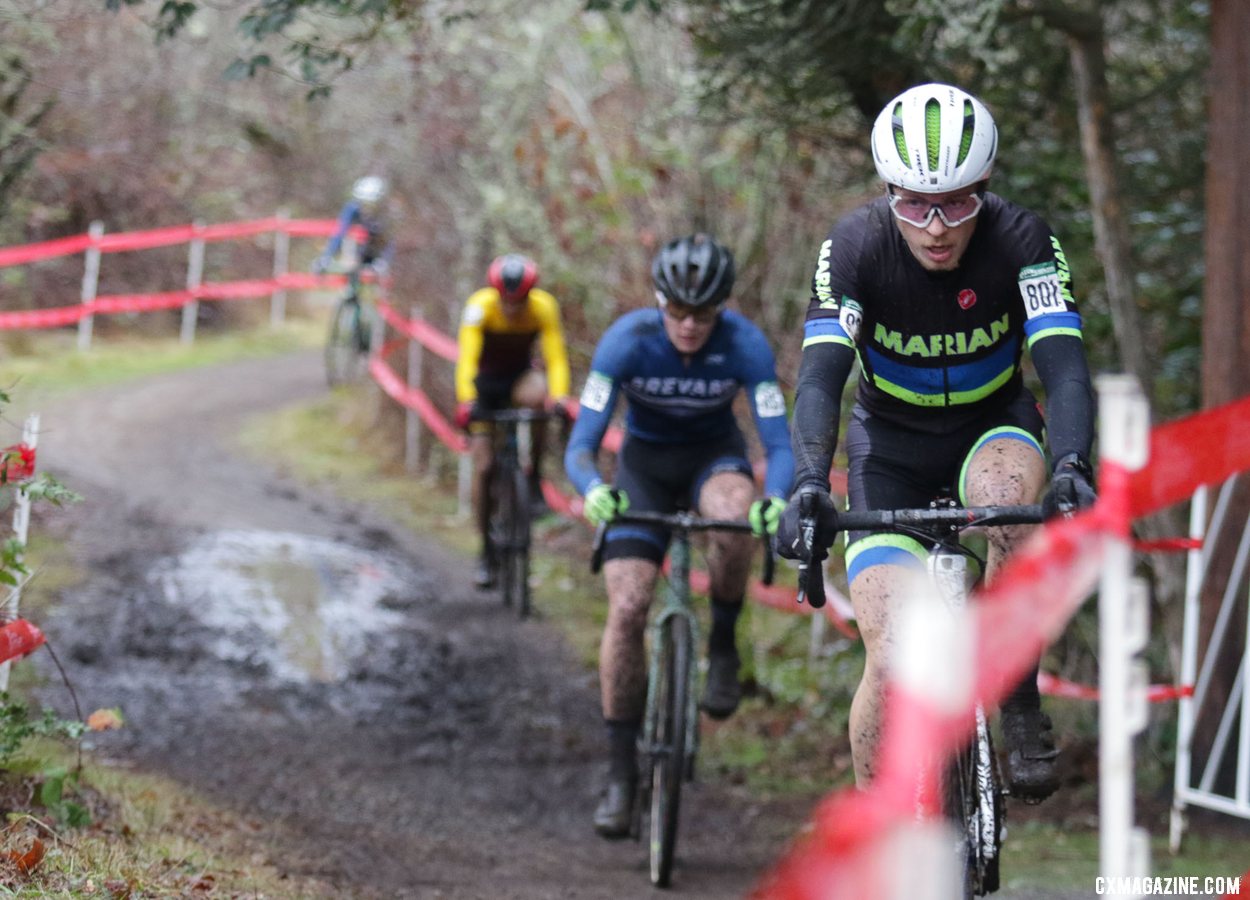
313, 175, 394, 275
775, 84, 1097, 803
565, 233, 795, 837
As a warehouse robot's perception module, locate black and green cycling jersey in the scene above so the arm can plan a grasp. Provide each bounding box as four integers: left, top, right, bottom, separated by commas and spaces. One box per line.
792, 191, 1094, 489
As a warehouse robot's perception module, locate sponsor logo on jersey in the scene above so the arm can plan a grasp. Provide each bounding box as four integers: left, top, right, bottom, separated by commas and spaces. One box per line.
462, 303, 485, 326
580, 371, 613, 412
957, 288, 977, 310
754, 382, 786, 417
627, 376, 737, 399
1048, 236, 1077, 305
813, 239, 833, 305
874, 313, 1010, 358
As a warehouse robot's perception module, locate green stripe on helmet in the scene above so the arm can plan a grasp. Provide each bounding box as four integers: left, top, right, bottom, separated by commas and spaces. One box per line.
891, 103, 909, 165
925, 99, 941, 170
957, 100, 974, 166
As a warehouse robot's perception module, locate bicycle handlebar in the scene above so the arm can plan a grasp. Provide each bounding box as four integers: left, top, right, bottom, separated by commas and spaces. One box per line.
470, 407, 557, 425
794, 501, 1046, 611
589, 509, 775, 586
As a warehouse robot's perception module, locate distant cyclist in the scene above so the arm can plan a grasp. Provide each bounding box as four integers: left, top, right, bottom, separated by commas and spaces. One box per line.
564, 233, 794, 837
313, 175, 394, 276
455, 254, 572, 590
775, 83, 1097, 802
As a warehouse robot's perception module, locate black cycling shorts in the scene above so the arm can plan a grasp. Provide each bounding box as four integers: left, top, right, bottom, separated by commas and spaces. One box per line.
474, 371, 529, 411
603, 432, 753, 565
842, 386, 1046, 581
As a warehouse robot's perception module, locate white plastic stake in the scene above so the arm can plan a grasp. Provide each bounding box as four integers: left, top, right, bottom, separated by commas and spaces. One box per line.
181, 221, 205, 345
1096, 374, 1151, 892
76, 221, 104, 351
406, 306, 425, 474
0, 413, 39, 692
270, 209, 290, 327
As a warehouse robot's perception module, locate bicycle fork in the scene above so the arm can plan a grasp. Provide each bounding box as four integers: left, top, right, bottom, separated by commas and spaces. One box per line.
930, 551, 1002, 869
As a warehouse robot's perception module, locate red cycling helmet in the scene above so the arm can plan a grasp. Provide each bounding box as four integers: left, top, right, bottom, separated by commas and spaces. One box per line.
487, 254, 539, 301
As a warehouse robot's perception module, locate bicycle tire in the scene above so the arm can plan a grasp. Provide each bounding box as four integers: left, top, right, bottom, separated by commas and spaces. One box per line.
325, 296, 369, 387
943, 720, 1003, 898
649, 613, 690, 888
489, 464, 519, 608
510, 467, 531, 618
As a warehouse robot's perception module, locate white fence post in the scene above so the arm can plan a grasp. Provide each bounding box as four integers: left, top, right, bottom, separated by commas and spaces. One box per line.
0, 413, 39, 692
1096, 373, 1152, 892
76, 221, 104, 351
458, 455, 472, 520
270, 209, 290, 327
181, 220, 205, 345
406, 305, 425, 475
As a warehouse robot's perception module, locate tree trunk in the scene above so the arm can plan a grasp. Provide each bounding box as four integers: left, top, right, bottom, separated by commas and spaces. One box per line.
1193, 0, 1250, 793
1064, 17, 1154, 398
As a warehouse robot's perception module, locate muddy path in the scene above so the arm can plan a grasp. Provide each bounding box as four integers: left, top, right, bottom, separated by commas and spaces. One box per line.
23, 351, 812, 899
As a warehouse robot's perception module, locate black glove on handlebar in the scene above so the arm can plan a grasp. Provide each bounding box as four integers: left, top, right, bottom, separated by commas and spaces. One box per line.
775, 484, 839, 561
1042, 452, 1097, 519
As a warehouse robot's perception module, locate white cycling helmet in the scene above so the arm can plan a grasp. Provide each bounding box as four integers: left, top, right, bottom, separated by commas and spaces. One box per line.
870, 83, 997, 193
351, 175, 387, 204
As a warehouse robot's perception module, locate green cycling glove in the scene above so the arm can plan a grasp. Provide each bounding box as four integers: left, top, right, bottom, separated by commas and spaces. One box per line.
584, 484, 629, 526
748, 496, 787, 537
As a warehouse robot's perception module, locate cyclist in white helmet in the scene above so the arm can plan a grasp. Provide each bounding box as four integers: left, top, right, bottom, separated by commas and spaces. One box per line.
314, 175, 395, 275
776, 83, 1097, 803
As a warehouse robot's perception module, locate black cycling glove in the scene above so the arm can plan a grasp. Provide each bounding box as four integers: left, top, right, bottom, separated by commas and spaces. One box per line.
1042, 452, 1097, 519
775, 484, 840, 561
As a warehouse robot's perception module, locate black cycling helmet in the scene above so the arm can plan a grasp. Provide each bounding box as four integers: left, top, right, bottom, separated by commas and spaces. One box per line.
487, 253, 539, 301
651, 233, 735, 309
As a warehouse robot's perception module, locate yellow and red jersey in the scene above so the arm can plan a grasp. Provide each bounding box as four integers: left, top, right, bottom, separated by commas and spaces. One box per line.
454, 287, 570, 404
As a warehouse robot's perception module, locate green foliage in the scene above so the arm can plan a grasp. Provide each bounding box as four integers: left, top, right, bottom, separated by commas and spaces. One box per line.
0, 695, 86, 767
35, 765, 92, 827
0, 51, 55, 217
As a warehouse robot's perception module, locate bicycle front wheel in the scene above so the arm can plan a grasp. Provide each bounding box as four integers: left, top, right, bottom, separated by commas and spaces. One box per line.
488, 464, 520, 608
509, 468, 531, 618
325, 296, 370, 387
943, 721, 1003, 898
649, 613, 691, 888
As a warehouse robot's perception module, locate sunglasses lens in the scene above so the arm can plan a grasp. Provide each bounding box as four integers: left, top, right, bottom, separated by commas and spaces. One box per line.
889, 192, 982, 227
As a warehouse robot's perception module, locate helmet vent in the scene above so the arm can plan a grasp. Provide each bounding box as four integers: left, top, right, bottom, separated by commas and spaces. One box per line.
891, 103, 910, 166
924, 99, 942, 171
957, 100, 975, 166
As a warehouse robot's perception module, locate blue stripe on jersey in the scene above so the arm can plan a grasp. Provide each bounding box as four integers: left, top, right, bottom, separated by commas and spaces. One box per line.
803, 318, 850, 342
865, 335, 1019, 397
1023, 310, 1082, 341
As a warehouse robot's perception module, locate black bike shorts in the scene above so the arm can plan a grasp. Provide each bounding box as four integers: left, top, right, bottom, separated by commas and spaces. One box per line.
474, 371, 529, 411
603, 432, 754, 565
843, 386, 1046, 582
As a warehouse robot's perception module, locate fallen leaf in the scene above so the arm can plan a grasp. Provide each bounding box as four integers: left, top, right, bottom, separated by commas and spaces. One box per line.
6, 838, 45, 875
105, 878, 131, 899
86, 708, 124, 731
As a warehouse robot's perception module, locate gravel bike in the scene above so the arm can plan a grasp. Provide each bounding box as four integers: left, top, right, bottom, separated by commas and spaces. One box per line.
592, 508, 775, 888
795, 495, 1044, 898
324, 265, 380, 387
476, 408, 554, 618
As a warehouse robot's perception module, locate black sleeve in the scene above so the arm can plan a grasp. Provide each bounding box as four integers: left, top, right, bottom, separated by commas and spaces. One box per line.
791, 341, 857, 492
1031, 334, 1095, 467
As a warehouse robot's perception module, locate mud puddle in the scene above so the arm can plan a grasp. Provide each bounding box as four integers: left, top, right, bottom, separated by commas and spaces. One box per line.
149, 529, 424, 685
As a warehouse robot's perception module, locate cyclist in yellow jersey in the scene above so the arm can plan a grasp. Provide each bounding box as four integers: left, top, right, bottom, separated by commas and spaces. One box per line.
455, 254, 572, 589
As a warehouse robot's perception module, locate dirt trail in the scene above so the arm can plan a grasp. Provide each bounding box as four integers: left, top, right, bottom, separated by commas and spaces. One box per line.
25, 352, 811, 899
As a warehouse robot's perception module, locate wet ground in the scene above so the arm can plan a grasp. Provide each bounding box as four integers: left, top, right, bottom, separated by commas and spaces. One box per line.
24, 351, 811, 899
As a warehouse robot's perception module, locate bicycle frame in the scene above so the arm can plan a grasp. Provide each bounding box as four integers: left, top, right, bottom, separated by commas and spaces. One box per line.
475, 408, 554, 617
796, 499, 1044, 898
591, 508, 773, 887
642, 527, 702, 791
